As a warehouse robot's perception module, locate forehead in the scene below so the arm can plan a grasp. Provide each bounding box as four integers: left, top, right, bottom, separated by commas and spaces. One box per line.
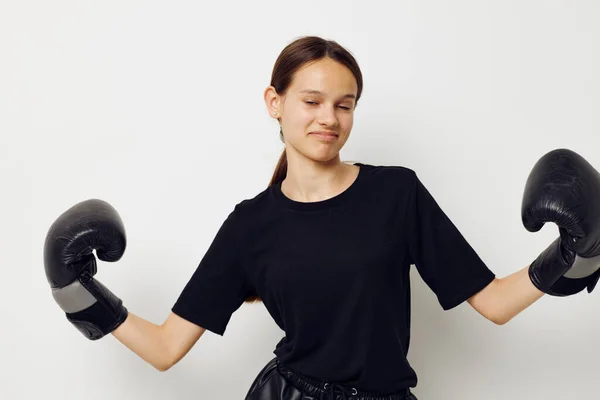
289, 58, 357, 97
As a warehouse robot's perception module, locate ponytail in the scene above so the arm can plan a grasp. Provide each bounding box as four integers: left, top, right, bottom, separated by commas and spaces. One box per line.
269, 148, 287, 187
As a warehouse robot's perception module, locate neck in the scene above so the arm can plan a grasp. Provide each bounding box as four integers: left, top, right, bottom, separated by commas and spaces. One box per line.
281, 151, 357, 203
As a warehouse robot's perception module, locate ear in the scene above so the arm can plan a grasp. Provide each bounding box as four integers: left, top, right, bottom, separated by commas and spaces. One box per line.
263, 86, 281, 119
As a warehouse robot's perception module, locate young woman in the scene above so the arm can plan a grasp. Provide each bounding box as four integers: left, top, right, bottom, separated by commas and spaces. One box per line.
44, 36, 600, 400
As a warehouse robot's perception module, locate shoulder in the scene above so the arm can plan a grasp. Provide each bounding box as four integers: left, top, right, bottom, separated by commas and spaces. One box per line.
354, 162, 419, 187
227, 185, 274, 222
213, 187, 273, 245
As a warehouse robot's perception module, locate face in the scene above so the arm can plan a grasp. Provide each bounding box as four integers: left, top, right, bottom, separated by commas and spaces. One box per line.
264, 57, 358, 164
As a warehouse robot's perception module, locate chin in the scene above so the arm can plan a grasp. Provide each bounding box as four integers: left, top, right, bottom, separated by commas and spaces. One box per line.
289, 142, 341, 163
308, 152, 341, 163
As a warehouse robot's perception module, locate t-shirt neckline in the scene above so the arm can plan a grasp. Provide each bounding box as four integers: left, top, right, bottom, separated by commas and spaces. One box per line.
272, 163, 366, 211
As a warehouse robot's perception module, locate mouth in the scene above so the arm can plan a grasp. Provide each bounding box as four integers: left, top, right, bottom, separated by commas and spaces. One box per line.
309, 131, 339, 140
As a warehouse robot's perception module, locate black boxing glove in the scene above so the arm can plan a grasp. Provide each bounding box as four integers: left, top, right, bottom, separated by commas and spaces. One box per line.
522, 148, 600, 296
44, 199, 128, 339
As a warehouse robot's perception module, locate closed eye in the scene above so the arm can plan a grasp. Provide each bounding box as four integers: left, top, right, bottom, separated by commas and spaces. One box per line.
305, 101, 351, 110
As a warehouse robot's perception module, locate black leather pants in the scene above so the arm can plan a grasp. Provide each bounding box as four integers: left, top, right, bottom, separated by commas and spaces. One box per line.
245, 357, 417, 400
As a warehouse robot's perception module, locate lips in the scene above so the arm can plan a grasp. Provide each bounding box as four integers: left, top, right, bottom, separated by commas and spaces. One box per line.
310, 131, 338, 137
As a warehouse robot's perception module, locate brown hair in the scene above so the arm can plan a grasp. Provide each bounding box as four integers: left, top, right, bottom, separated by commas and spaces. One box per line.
245, 36, 364, 304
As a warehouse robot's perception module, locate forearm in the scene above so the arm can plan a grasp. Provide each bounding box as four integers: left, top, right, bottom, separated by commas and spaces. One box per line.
494, 265, 544, 324
469, 265, 544, 325
112, 312, 173, 371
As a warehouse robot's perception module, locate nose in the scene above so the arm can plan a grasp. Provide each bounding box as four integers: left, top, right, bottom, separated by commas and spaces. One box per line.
316, 105, 339, 127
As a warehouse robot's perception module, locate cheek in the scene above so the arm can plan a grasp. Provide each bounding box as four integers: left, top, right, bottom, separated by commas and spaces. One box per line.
295, 109, 315, 125
282, 111, 312, 134
340, 113, 354, 129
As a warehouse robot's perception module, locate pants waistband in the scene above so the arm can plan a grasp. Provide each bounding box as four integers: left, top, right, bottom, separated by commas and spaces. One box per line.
275, 359, 413, 400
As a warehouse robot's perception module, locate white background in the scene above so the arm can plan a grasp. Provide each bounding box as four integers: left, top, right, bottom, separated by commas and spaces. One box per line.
1, 1, 599, 399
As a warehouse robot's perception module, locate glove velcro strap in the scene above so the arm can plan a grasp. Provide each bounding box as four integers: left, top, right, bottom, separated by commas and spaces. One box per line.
547, 254, 600, 296
52, 279, 97, 313
66, 301, 128, 340
564, 253, 600, 279
548, 275, 592, 296
52, 275, 128, 340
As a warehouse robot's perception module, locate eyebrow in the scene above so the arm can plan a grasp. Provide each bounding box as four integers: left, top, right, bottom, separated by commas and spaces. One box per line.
298, 89, 356, 100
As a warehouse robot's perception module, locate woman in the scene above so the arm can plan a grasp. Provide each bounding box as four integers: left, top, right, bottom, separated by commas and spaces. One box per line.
43, 36, 600, 400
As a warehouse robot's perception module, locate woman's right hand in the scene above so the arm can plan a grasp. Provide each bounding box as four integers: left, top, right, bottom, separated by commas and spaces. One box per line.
44, 198, 206, 371
43, 199, 129, 341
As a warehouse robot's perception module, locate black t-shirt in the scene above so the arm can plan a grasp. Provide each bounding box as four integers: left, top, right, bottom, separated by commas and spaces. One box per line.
172, 163, 496, 393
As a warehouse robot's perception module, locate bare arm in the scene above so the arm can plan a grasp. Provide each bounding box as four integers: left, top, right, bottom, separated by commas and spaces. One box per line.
112, 312, 206, 371
467, 264, 544, 325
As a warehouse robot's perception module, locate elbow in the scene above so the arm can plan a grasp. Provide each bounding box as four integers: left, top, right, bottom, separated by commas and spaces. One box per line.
489, 312, 512, 326
153, 356, 177, 372
155, 363, 171, 372
154, 361, 174, 372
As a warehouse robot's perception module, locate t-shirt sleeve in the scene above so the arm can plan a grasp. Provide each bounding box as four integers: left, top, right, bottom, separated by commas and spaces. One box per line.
406, 172, 496, 310
171, 206, 254, 335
